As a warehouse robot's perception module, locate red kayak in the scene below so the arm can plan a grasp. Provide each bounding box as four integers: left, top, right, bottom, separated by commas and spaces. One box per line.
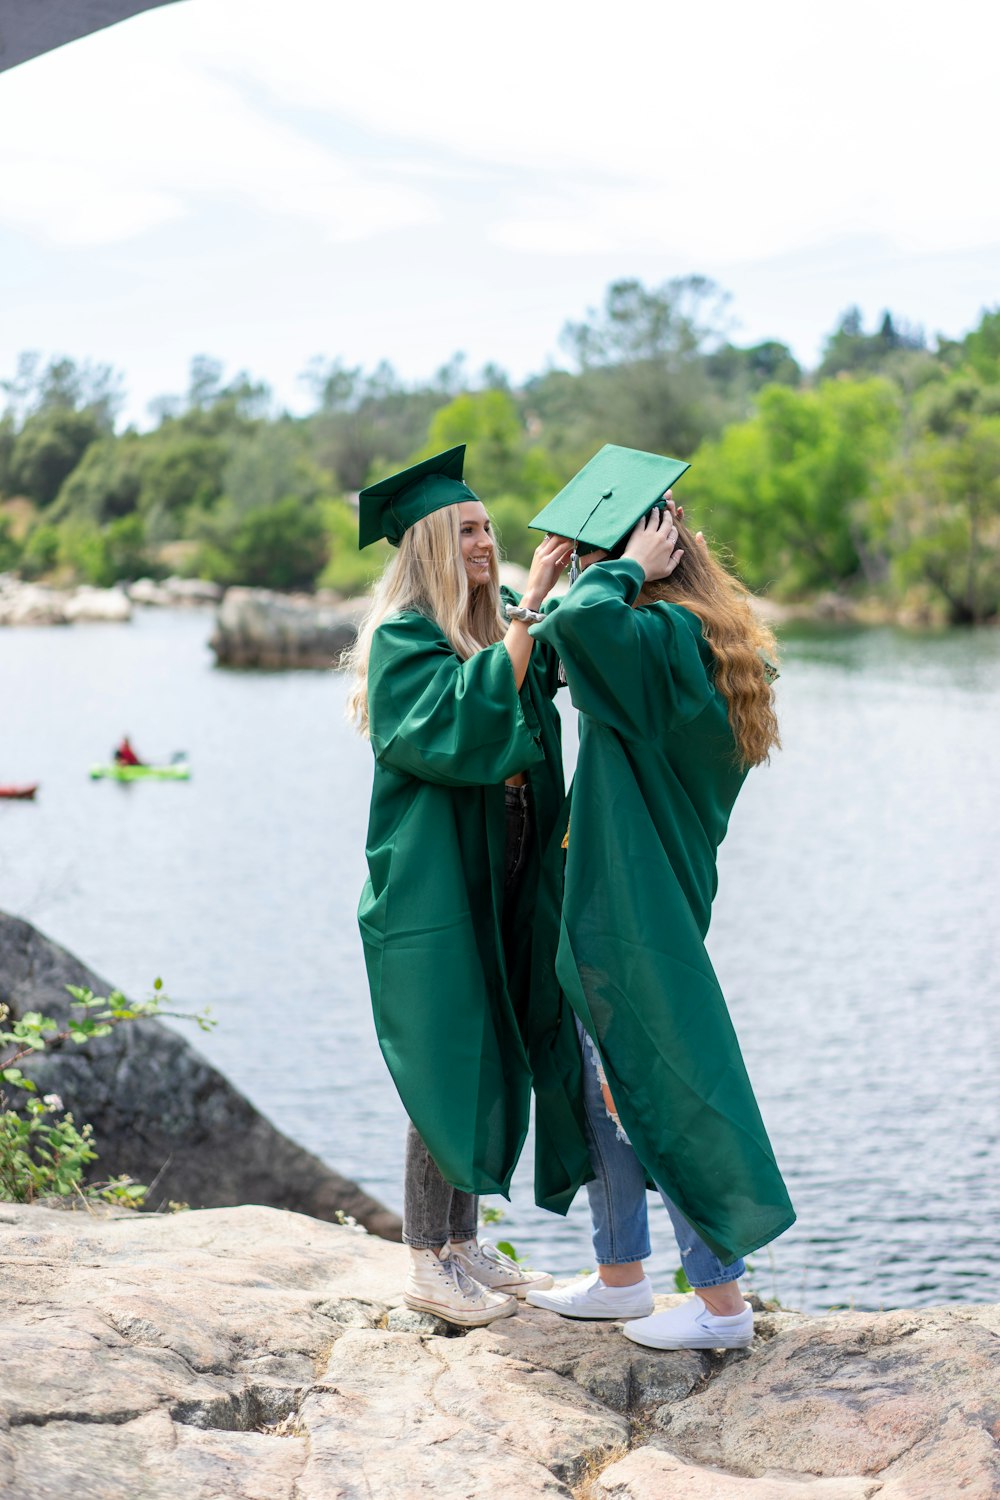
0, 784, 38, 800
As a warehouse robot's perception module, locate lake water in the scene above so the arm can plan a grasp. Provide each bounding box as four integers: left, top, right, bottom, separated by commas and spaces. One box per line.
1, 607, 998, 1314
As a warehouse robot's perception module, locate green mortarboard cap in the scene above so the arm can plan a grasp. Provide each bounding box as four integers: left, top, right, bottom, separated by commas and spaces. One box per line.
358, 445, 480, 548
529, 443, 690, 552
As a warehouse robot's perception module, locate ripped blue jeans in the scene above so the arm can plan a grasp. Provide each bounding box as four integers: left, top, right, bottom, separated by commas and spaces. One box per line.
576, 1018, 745, 1288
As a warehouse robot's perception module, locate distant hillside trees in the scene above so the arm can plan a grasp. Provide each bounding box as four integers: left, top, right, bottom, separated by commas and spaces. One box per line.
1, 288, 998, 622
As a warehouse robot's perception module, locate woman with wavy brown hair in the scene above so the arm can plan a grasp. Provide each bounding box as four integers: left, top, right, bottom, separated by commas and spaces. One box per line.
522, 450, 795, 1352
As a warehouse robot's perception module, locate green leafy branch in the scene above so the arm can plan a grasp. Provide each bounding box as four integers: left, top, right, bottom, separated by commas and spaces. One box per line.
0, 980, 215, 1207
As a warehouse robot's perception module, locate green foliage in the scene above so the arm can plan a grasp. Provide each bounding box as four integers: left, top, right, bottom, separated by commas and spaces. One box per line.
0, 980, 214, 1206
562, 275, 731, 368
3, 291, 999, 616
48, 435, 143, 526
305, 358, 449, 492
0, 1093, 103, 1204
8, 408, 103, 507
421, 390, 562, 514
228, 497, 329, 590
870, 415, 1000, 623
19, 523, 60, 579
961, 308, 1000, 385
140, 434, 226, 518
552, 275, 738, 458
0, 515, 20, 572
56, 518, 113, 586
489, 495, 538, 567
222, 422, 321, 517
318, 498, 389, 596
673, 1266, 693, 1294
686, 377, 901, 593
105, 513, 152, 581
818, 307, 926, 380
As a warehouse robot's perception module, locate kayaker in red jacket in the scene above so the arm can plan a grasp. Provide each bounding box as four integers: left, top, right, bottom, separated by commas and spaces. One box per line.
113, 736, 144, 767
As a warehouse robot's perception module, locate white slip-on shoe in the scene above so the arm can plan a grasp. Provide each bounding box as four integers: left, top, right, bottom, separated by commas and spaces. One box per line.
525, 1271, 655, 1320
447, 1239, 555, 1299
404, 1249, 518, 1328
622, 1294, 754, 1350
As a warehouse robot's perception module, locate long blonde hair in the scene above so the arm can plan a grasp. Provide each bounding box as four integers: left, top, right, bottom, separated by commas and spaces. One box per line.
345, 504, 505, 736
638, 523, 781, 767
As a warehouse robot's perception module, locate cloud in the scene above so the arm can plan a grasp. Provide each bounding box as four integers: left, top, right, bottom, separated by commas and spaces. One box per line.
0, 22, 437, 247
1, 0, 997, 262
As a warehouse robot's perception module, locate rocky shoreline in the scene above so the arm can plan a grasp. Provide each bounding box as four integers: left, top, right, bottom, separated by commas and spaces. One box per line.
0, 574, 222, 626
1, 1202, 997, 1499
0, 911, 400, 1239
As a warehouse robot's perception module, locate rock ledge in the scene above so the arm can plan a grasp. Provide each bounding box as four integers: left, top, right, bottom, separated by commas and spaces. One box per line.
1, 1204, 996, 1500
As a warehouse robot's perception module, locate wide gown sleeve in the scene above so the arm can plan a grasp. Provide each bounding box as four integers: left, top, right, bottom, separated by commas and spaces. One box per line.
368, 612, 545, 786
530, 559, 714, 740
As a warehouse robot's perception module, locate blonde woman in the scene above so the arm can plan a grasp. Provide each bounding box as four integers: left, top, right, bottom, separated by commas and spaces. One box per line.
346, 446, 591, 1327
523, 446, 795, 1350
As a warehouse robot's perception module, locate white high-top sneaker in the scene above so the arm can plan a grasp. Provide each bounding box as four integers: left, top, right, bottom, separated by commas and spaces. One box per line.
447, 1239, 554, 1299
404, 1249, 518, 1327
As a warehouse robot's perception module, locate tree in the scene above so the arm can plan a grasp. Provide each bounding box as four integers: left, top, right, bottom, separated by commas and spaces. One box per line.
561, 276, 731, 368
0, 516, 19, 573
304, 359, 450, 492
228, 497, 329, 590
1, 353, 121, 431
8, 408, 104, 507
818, 307, 925, 380
421, 390, 562, 522
705, 340, 801, 395
684, 377, 901, 593
222, 422, 321, 516
961, 308, 1000, 385
48, 435, 144, 524
553, 277, 735, 458
870, 415, 1000, 623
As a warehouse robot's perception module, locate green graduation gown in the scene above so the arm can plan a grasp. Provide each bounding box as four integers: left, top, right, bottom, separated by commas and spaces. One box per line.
358, 593, 591, 1213
531, 559, 796, 1263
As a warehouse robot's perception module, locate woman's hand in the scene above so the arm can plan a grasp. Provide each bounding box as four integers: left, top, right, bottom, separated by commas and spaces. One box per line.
622, 506, 684, 582
522, 533, 573, 610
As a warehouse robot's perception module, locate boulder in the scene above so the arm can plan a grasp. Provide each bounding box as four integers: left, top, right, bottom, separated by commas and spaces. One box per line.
128, 577, 225, 608
210, 587, 368, 669
0, 1203, 997, 1500
63, 586, 132, 623
163, 576, 224, 606
127, 578, 174, 606
0, 911, 399, 1239
0, 581, 68, 626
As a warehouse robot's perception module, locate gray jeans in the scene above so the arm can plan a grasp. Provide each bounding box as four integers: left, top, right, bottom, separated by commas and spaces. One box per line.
402, 785, 533, 1249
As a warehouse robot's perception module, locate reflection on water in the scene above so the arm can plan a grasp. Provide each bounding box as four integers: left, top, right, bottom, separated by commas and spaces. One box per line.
1, 610, 998, 1312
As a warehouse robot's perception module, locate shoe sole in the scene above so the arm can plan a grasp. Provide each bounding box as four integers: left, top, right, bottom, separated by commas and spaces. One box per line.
525, 1301, 655, 1320
404, 1293, 517, 1327
622, 1326, 753, 1350
505, 1273, 554, 1299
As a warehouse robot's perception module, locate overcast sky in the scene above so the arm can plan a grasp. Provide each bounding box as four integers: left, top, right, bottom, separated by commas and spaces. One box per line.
2, 0, 998, 427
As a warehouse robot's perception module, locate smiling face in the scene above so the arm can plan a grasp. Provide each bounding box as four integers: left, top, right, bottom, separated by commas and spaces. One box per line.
458, 500, 495, 589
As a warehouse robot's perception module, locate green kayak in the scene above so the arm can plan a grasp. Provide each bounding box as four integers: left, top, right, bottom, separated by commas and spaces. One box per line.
89, 763, 191, 782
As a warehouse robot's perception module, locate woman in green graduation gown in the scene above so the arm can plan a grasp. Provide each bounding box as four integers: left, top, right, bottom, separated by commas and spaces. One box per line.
523, 446, 795, 1350
346, 445, 591, 1327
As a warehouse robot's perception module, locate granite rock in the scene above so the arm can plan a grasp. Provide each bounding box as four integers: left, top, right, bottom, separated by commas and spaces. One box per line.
0, 909, 400, 1238
210, 586, 367, 668
1, 1203, 996, 1500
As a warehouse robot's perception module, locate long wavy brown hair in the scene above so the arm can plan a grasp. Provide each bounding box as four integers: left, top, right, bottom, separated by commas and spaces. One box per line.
637, 521, 781, 767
